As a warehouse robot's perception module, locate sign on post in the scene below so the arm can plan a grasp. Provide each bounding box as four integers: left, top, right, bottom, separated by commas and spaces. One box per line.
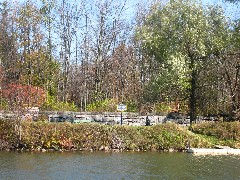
117, 104, 127, 125
117, 104, 127, 111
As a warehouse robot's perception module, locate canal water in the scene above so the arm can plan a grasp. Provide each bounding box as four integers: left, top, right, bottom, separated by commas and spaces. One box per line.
0, 151, 240, 180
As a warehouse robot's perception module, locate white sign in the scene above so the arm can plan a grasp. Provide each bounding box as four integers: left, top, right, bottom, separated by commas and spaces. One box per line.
117, 104, 127, 111
26, 107, 39, 114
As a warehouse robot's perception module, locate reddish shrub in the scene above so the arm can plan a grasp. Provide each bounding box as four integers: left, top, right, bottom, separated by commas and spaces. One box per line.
1, 83, 46, 107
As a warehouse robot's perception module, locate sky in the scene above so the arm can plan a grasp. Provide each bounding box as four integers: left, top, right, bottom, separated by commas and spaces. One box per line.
10, 0, 239, 21
203, 0, 239, 20
4, 0, 239, 63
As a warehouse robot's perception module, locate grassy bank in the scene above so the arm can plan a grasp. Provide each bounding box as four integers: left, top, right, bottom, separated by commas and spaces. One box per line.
191, 122, 240, 148
0, 120, 213, 152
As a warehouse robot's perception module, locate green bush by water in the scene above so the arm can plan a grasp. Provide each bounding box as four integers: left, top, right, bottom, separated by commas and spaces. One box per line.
0, 120, 18, 150
191, 122, 240, 148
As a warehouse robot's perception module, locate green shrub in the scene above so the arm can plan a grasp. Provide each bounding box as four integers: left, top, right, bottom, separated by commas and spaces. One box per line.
191, 122, 240, 147
125, 101, 138, 112
0, 120, 18, 150
86, 98, 138, 112
154, 102, 171, 113
191, 122, 240, 140
42, 94, 78, 111
86, 98, 117, 112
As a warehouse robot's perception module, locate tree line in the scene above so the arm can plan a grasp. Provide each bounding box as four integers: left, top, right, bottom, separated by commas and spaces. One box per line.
0, 0, 239, 122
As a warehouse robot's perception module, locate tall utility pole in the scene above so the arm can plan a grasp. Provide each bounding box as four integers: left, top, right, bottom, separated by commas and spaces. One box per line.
84, 13, 88, 111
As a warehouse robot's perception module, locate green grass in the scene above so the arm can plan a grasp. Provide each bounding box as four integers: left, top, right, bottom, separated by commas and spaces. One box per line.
191, 122, 240, 148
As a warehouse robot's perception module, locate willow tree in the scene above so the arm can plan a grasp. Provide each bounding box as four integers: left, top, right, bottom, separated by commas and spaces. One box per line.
136, 0, 230, 124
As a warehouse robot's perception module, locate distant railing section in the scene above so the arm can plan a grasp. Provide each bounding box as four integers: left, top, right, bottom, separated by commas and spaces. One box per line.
0, 110, 219, 126
46, 111, 166, 126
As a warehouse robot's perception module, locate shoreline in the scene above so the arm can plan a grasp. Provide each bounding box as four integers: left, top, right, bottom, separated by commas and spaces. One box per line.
0, 120, 211, 152
1, 120, 240, 153
3, 148, 240, 156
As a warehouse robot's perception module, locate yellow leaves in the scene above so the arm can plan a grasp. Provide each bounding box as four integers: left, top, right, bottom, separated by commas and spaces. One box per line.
46, 141, 51, 148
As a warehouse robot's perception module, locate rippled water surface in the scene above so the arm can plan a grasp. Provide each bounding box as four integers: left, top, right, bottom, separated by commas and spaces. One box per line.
0, 151, 240, 180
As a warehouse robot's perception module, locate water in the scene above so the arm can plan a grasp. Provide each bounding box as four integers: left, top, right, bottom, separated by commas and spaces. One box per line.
0, 151, 240, 180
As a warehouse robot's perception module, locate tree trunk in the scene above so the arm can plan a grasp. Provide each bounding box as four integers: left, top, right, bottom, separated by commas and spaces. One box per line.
190, 69, 197, 125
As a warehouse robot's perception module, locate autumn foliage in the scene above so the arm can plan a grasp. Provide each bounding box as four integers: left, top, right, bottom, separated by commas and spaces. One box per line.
0, 83, 46, 107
